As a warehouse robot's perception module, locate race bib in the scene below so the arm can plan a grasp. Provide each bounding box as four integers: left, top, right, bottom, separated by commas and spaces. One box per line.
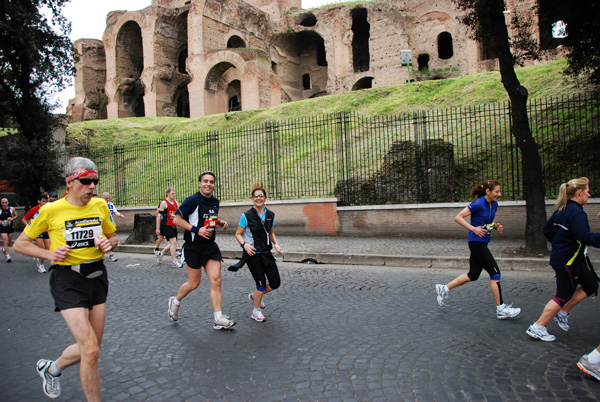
63, 217, 103, 249
204, 215, 218, 230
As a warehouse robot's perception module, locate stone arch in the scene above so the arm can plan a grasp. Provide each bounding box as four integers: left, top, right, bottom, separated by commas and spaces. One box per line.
114, 80, 146, 118
116, 21, 143, 79
437, 32, 453, 60
352, 77, 373, 90
227, 35, 246, 48
203, 56, 242, 115
270, 31, 328, 102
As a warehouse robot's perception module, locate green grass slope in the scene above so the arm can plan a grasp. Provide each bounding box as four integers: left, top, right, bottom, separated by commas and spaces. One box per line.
67, 59, 589, 149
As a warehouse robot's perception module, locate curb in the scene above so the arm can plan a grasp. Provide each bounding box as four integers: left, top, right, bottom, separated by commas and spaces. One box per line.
116, 244, 557, 271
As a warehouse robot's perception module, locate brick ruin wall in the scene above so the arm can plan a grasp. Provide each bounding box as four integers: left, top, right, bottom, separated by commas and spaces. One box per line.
67, 0, 551, 123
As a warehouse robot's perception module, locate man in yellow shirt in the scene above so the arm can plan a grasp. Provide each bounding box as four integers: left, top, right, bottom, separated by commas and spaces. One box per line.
14, 157, 117, 402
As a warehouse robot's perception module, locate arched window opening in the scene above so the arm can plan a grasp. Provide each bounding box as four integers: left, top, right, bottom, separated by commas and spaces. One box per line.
227, 36, 246, 48
302, 74, 311, 90
351, 8, 370, 72
417, 54, 429, 71
176, 89, 190, 117
438, 32, 453, 60
178, 47, 188, 74
227, 80, 241, 112
299, 14, 317, 27
351, 77, 373, 91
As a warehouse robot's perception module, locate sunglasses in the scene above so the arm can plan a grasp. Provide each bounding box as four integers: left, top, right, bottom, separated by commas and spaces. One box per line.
253, 194, 266, 198
75, 177, 99, 185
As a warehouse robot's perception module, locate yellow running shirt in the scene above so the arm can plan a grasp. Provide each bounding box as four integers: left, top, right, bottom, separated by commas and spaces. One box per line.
24, 197, 116, 266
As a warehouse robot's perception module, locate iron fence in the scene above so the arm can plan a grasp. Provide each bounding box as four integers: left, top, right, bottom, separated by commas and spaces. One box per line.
71, 93, 599, 207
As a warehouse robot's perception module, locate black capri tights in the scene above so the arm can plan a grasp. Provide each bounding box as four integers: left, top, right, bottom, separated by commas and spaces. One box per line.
247, 252, 281, 291
467, 241, 501, 281
552, 261, 598, 307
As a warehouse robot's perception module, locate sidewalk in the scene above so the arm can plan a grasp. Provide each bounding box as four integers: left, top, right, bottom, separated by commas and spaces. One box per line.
115, 232, 600, 271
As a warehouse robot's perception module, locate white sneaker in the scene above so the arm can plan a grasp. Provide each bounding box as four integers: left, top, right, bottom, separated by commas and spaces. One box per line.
435, 284, 448, 307
108, 254, 117, 262
154, 249, 160, 256
251, 309, 266, 322
38, 264, 47, 273
5, 254, 11, 263
248, 292, 266, 309
496, 303, 521, 319
36, 359, 61, 399
526, 324, 556, 341
172, 259, 183, 268
213, 314, 236, 330
167, 296, 179, 321
156, 251, 163, 263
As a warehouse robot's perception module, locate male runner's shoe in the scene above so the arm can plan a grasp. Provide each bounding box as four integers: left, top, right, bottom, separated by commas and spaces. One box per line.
38, 264, 47, 273
526, 324, 556, 341
496, 303, 521, 319
553, 311, 570, 331
109, 254, 117, 262
248, 293, 266, 309
172, 259, 183, 268
167, 296, 179, 321
154, 249, 160, 257
251, 309, 266, 322
156, 251, 163, 263
36, 359, 61, 399
578, 354, 600, 381
5, 254, 11, 262
213, 315, 236, 330
435, 284, 448, 307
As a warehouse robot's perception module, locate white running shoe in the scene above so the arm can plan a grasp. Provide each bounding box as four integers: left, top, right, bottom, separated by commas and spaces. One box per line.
578, 354, 600, 381
251, 309, 266, 322
5, 254, 11, 263
496, 303, 521, 319
38, 264, 47, 273
36, 359, 61, 399
172, 259, 183, 268
156, 251, 163, 263
435, 284, 448, 307
167, 296, 179, 321
553, 311, 570, 331
213, 315, 236, 330
526, 324, 556, 341
248, 292, 266, 309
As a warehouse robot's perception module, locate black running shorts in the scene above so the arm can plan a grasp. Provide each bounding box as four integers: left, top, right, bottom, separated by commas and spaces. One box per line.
182, 242, 222, 269
160, 225, 177, 240
49, 265, 109, 312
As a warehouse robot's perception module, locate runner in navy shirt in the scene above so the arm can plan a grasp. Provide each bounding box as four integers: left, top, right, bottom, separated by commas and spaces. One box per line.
166, 171, 236, 330
435, 180, 521, 320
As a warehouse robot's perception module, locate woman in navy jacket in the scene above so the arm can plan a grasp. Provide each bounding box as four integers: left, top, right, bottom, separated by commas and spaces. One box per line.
526, 177, 600, 342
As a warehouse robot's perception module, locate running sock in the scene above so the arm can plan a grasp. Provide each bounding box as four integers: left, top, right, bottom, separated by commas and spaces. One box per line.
173, 298, 180, 306
253, 308, 261, 313
48, 362, 62, 376
588, 349, 600, 364
532, 323, 544, 330
496, 303, 506, 311
443, 285, 449, 293
214, 311, 222, 321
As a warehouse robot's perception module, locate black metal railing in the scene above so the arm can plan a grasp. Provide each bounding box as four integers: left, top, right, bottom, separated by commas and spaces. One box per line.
69, 93, 599, 207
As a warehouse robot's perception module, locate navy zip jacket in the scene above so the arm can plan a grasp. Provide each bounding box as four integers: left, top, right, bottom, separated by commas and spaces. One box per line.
543, 200, 600, 267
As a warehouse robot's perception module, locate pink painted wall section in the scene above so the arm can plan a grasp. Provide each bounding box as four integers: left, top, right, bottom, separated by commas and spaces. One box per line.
302, 202, 339, 234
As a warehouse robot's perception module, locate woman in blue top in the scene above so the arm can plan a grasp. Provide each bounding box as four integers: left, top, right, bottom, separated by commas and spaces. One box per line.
526, 177, 600, 342
435, 180, 521, 320
235, 182, 282, 322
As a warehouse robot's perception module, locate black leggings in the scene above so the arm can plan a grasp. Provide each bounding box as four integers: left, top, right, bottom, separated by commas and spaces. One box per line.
467, 241, 501, 281
247, 252, 281, 291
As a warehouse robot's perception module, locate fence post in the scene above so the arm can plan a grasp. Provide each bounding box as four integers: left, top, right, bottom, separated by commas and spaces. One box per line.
337, 112, 351, 204
265, 122, 280, 199
207, 131, 219, 198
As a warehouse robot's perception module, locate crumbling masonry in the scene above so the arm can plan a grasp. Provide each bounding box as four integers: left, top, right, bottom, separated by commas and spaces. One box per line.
67, 0, 562, 122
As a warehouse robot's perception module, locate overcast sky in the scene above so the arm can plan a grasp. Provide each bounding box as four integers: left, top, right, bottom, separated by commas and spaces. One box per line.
54, 0, 338, 112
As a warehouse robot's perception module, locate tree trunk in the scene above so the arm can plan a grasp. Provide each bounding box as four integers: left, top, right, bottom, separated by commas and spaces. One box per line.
490, 0, 547, 253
